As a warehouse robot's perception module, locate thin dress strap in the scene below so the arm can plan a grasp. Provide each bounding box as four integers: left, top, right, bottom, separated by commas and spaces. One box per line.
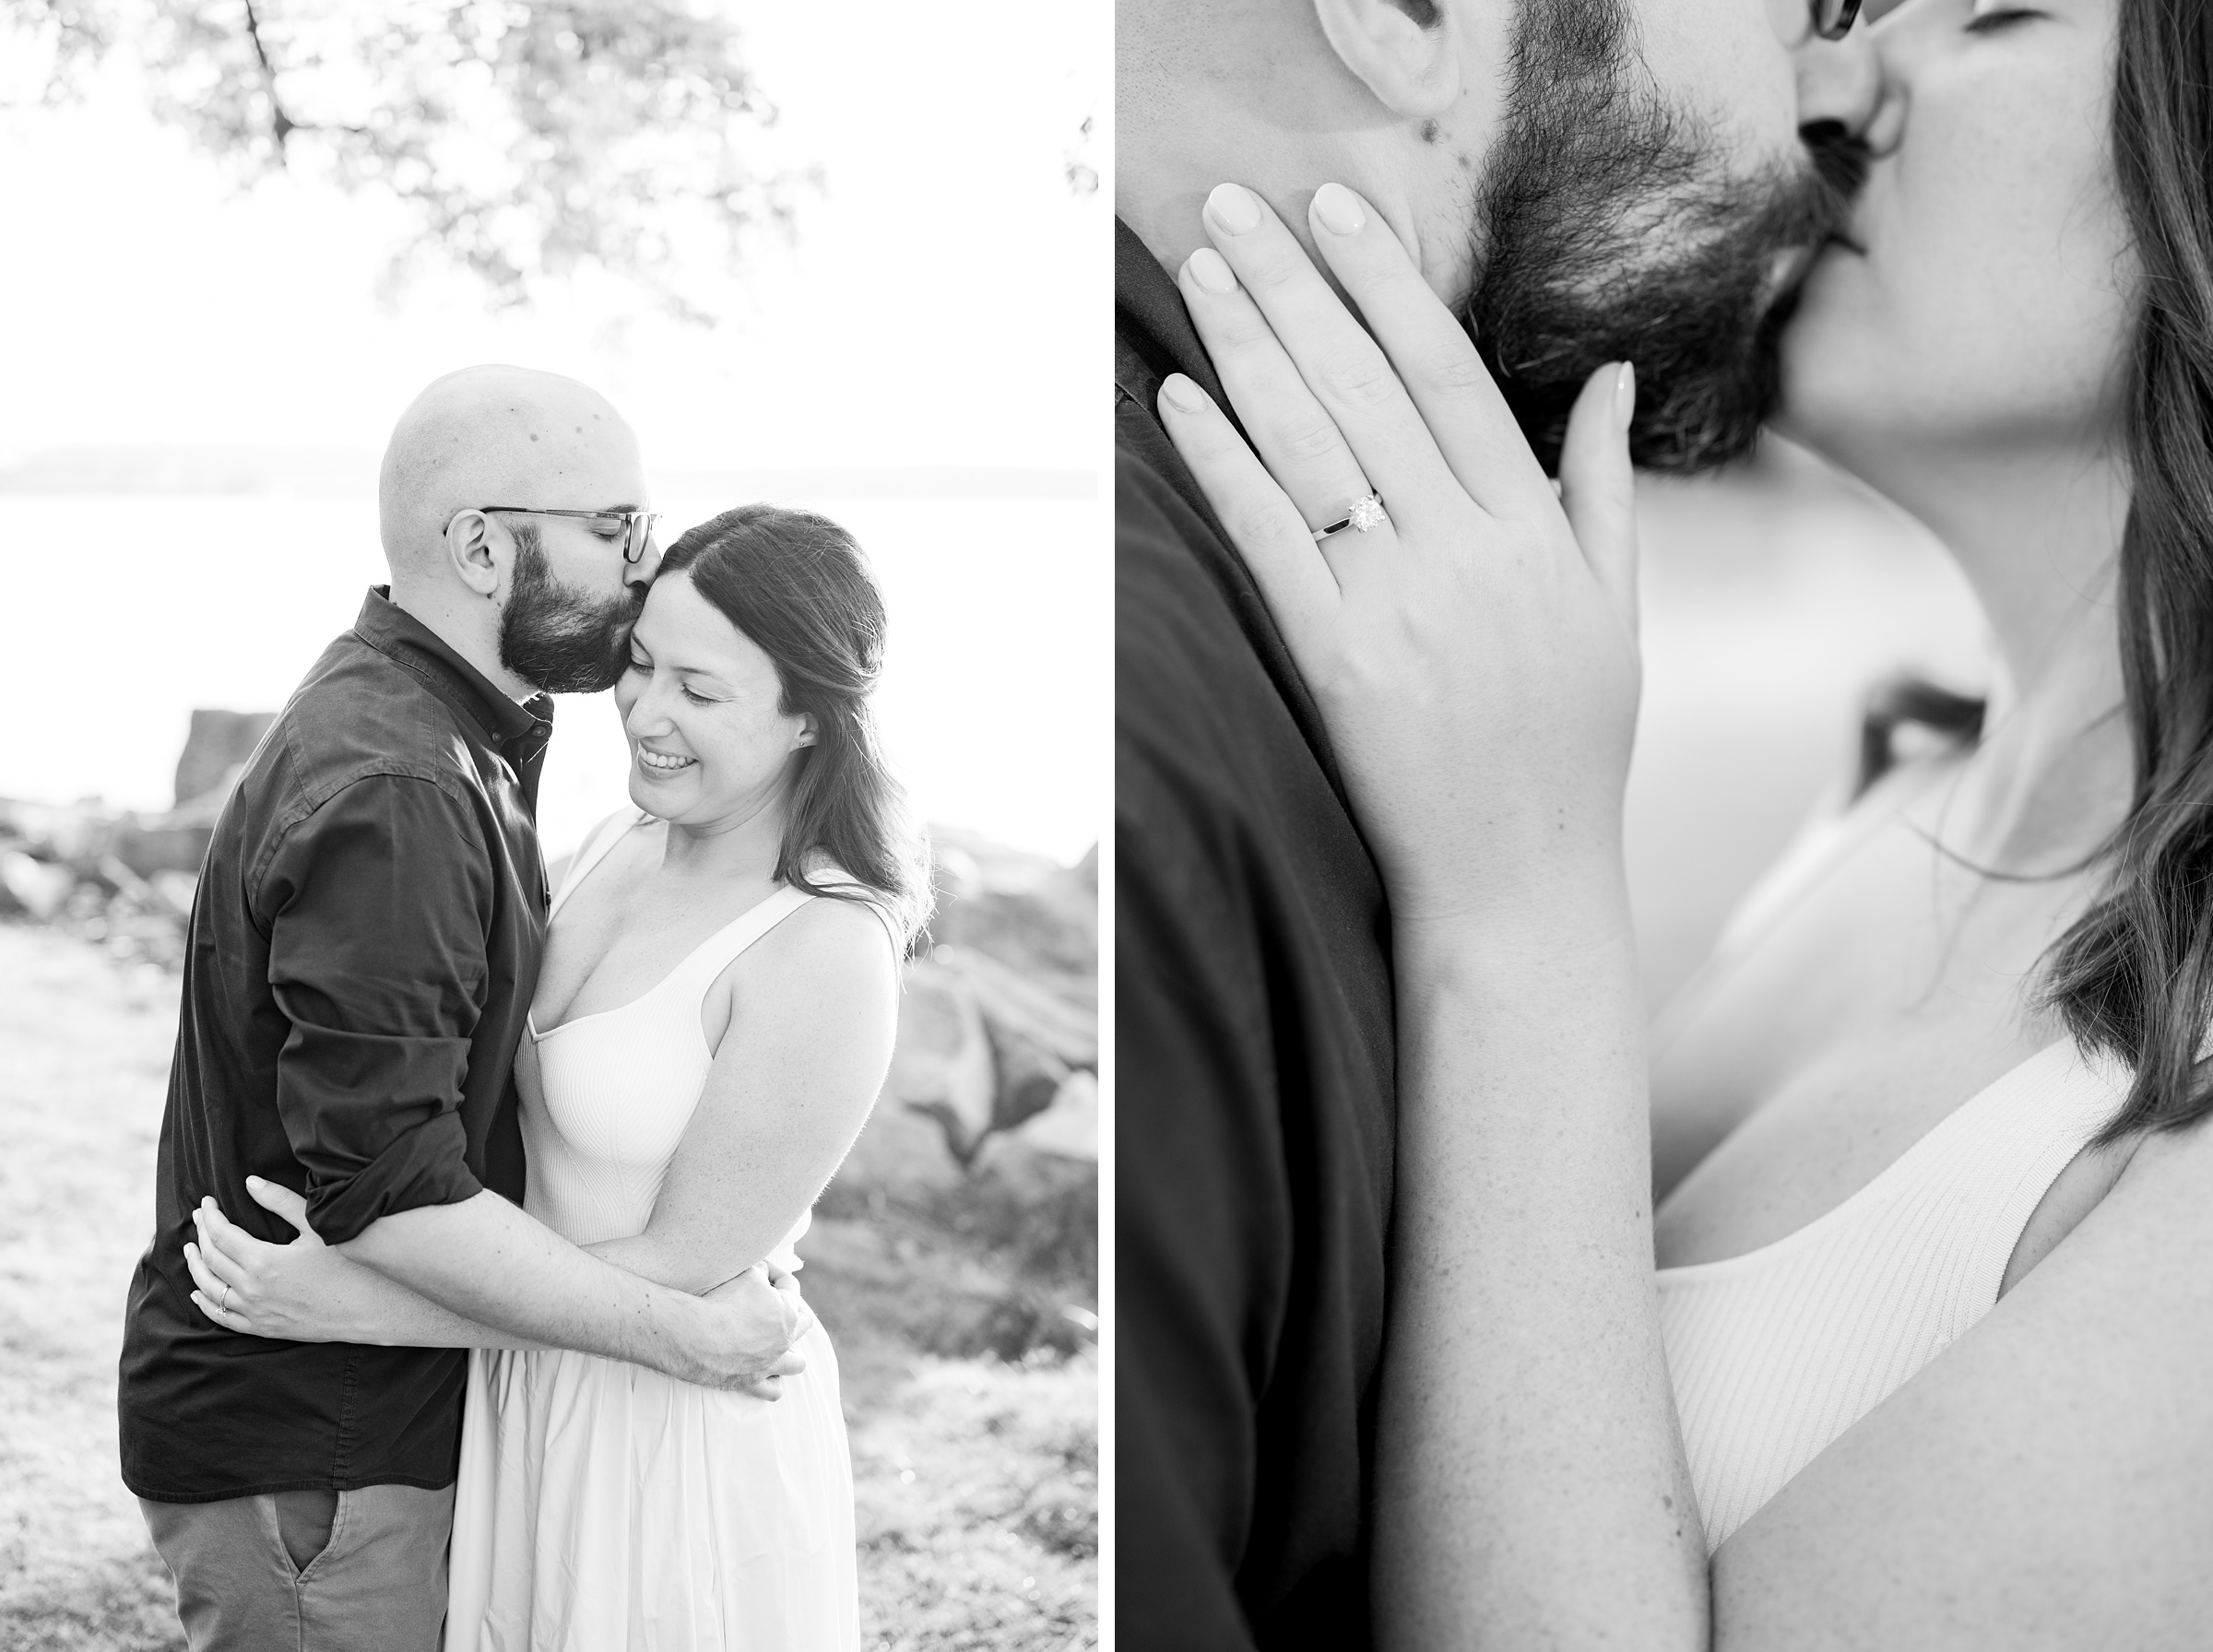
663, 883, 819, 1009
548, 810, 648, 922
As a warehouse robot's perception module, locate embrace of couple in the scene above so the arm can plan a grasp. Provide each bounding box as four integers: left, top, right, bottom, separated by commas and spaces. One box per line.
115, 366, 929, 1650
1120, 0, 2213, 1645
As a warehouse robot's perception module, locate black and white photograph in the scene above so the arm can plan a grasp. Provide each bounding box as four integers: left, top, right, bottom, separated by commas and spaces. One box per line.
1117, 0, 2213, 1645
0, 4, 1102, 1648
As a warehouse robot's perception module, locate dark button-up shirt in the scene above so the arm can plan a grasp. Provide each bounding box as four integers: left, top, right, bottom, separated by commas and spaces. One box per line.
1115, 218, 1399, 1648
120, 587, 550, 1502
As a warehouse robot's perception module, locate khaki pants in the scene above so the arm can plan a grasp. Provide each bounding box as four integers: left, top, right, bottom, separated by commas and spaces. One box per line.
139, 1481, 455, 1652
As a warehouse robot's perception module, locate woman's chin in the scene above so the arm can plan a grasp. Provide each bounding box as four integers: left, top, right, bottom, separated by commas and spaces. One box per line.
624, 773, 680, 820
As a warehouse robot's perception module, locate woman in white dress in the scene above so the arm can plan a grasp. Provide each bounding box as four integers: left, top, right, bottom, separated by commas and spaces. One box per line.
186, 503, 930, 1649
1155, 0, 2213, 1644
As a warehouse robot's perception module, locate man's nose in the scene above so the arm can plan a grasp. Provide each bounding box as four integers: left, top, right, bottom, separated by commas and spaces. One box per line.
626, 534, 663, 584
1794, 23, 1884, 145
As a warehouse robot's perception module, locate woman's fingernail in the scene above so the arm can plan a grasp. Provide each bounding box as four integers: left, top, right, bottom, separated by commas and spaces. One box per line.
1312, 183, 1366, 236
1160, 373, 1206, 415
1206, 183, 1262, 235
1188, 247, 1238, 295
1615, 361, 1637, 431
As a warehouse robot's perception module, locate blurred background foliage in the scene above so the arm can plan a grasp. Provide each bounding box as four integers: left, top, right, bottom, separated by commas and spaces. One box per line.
6, 0, 808, 320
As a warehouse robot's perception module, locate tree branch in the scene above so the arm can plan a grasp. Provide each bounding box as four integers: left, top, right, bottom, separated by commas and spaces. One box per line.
237, 0, 294, 155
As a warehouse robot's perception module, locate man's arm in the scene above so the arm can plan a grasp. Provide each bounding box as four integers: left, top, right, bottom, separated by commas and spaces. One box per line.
338, 1191, 799, 1384
257, 773, 798, 1386
186, 1178, 804, 1380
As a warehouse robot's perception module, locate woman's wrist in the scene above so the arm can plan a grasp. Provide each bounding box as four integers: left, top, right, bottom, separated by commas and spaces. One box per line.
1389, 847, 1635, 962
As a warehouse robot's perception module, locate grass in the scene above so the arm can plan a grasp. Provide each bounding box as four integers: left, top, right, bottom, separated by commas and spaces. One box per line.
0, 922, 1096, 1651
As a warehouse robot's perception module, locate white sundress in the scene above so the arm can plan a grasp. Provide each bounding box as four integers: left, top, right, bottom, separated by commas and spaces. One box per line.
444, 813, 862, 1650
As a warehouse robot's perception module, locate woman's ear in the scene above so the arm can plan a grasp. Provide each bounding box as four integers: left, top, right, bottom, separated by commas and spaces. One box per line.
1311, 0, 1461, 121
794, 714, 819, 749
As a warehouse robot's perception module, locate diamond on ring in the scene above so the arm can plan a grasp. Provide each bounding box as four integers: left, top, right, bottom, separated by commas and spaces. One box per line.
1312, 491, 1388, 542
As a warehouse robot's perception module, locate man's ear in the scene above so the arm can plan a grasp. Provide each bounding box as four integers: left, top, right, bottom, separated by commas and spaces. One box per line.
1311, 0, 1461, 120
444, 509, 503, 602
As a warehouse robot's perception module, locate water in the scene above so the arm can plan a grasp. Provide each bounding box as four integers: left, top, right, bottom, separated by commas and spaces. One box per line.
1, 492, 1106, 864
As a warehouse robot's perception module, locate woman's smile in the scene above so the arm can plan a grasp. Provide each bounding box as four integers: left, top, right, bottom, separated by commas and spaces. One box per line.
634, 745, 697, 775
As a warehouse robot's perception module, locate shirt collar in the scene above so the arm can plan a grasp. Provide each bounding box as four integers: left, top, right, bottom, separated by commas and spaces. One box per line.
1115, 217, 1248, 444
352, 586, 555, 753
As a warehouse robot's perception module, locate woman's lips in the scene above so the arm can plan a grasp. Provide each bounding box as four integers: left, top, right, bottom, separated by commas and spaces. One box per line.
635, 747, 696, 774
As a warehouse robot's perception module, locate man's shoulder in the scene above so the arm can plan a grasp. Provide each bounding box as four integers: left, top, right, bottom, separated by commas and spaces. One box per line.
1116, 431, 1260, 695
227, 632, 495, 862
269, 631, 490, 801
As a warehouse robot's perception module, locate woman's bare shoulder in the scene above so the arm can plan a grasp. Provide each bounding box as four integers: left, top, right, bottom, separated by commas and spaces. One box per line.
1714, 1111, 2213, 1647
738, 887, 900, 992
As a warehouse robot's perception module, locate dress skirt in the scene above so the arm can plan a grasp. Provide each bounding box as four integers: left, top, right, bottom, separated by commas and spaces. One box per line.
443, 1318, 858, 1651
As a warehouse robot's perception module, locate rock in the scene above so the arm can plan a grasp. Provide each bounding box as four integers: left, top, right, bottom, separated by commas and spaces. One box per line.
0, 799, 114, 864
110, 820, 214, 879
1006, 1070, 1097, 1162
174, 710, 276, 811
925, 827, 1096, 986
826, 1094, 967, 1201
0, 852, 75, 921
971, 1123, 1098, 1210
149, 871, 198, 921
882, 959, 997, 1160
932, 945, 1095, 1068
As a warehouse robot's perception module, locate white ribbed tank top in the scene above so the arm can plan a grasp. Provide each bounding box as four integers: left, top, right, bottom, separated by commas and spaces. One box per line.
522, 811, 818, 1266
1656, 1038, 2128, 1551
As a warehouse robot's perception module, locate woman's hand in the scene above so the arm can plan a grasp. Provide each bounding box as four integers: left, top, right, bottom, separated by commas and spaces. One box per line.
1158, 181, 1642, 932
184, 1177, 381, 1344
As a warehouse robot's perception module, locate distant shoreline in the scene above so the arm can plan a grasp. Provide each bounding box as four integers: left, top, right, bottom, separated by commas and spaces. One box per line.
0, 446, 1097, 502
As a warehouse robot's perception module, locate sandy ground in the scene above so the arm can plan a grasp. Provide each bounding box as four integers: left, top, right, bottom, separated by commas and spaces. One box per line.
0, 928, 181, 1649
0, 925, 1095, 1651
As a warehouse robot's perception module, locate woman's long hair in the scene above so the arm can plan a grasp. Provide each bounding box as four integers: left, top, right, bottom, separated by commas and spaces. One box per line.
656, 504, 933, 951
1860, 0, 2213, 1140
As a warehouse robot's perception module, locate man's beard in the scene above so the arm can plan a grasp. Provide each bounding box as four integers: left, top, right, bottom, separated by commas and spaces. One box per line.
497, 525, 643, 694
1464, 0, 1868, 475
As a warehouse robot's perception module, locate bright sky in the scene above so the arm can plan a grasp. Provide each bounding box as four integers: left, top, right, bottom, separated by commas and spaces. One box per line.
0, 4, 1112, 859
0, 1, 1109, 472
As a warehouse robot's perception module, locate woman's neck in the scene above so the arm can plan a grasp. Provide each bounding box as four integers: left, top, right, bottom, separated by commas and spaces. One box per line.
655, 790, 790, 888
1875, 439, 2134, 874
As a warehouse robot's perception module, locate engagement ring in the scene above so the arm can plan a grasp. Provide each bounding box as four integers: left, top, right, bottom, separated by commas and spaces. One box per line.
1312, 492, 1388, 541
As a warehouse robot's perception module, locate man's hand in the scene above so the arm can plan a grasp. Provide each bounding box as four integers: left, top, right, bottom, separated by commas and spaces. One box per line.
699, 1266, 813, 1399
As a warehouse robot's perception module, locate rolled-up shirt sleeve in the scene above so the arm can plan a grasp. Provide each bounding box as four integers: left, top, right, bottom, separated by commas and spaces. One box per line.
257, 773, 494, 1242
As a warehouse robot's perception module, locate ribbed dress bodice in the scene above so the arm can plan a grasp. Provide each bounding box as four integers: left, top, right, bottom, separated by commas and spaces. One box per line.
1656, 1038, 2127, 1551
522, 813, 815, 1268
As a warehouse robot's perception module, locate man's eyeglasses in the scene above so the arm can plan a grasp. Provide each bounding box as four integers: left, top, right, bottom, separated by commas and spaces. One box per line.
1807, 0, 1862, 39
452, 506, 663, 565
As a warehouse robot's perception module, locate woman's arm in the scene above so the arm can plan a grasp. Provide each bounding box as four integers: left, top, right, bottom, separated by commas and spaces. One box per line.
583, 896, 899, 1293
1157, 181, 1706, 1649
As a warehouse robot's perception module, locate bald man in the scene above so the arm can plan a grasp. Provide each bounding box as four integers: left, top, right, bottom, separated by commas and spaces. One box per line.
117, 368, 805, 1651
